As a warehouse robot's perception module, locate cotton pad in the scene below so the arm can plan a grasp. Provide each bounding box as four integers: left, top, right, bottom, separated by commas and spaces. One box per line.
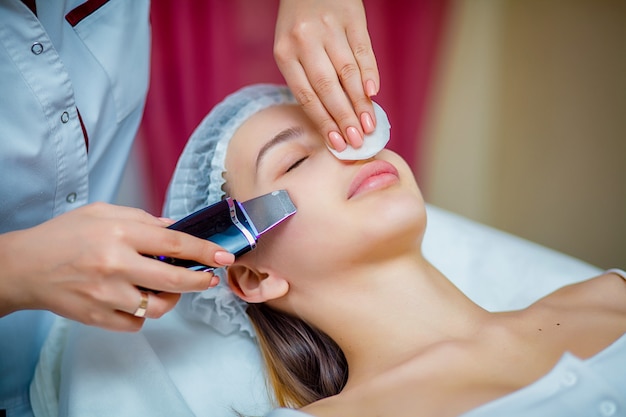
328, 101, 391, 160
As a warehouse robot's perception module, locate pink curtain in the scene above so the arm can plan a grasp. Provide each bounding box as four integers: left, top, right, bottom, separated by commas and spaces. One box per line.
140, 0, 449, 214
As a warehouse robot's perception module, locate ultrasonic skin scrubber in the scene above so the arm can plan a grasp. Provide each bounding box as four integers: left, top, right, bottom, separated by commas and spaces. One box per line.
153, 190, 296, 271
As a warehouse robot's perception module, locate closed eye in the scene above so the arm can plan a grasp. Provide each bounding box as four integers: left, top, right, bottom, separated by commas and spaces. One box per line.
286, 156, 308, 173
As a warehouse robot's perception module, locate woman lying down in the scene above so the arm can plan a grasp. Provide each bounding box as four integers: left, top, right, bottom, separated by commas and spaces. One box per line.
165, 84, 626, 417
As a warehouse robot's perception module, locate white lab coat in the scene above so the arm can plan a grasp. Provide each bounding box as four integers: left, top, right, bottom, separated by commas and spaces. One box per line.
0, 0, 150, 415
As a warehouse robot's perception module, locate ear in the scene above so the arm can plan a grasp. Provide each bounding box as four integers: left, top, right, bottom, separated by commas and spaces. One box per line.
227, 264, 289, 303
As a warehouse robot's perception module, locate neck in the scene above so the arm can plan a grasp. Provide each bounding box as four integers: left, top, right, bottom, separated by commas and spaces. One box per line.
285, 252, 490, 386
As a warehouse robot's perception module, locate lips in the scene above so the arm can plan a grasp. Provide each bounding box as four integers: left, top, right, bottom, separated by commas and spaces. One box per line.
347, 160, 400, 199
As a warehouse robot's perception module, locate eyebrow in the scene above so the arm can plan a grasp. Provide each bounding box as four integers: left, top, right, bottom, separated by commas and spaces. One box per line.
255, 126, 304, 173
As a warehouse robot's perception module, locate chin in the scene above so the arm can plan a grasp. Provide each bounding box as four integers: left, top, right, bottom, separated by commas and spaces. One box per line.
381, 188, 425, 228
350, 186, 426, 259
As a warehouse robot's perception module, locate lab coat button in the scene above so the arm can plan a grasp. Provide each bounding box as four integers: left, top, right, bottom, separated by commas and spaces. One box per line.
61, 112, 70, 123
599, 400, 617, 416
561, 371, 577, 387
66, 192, 77, 203
31, 42, 43, 55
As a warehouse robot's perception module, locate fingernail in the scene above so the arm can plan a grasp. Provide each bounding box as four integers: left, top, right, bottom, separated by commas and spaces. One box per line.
214, 250, 234, 266
360, 112, 375, 134
346, 127, 363, 148
208, 274, 220, 287
328, 131, 347, 151
365, 79, 377, 97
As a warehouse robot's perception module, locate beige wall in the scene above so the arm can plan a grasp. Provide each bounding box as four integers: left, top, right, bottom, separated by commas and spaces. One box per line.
420, 0, 625, 268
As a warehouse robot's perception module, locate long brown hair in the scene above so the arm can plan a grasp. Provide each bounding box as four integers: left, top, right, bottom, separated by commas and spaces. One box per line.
246, 303, 348, 408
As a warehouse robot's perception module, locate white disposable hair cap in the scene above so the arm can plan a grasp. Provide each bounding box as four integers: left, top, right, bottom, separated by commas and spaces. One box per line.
162, 84, 296, 338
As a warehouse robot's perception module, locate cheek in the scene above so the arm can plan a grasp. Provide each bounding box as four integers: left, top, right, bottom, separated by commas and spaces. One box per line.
250, 196, 340, 277
245, 184, 426, 284
291, 184, 425, 265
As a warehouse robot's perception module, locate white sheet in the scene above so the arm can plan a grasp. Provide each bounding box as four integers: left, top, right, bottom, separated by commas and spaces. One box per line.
30, 204, 601, 417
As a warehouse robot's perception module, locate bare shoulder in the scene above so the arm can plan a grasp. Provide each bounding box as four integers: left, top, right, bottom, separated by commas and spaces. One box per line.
524, 271, 626, 358
541, 270, 626, 313
297, 273, 626, 417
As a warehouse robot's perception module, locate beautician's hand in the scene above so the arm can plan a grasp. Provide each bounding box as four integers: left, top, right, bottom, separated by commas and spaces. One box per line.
275, 0, 380, 152
0, 203, 233, 331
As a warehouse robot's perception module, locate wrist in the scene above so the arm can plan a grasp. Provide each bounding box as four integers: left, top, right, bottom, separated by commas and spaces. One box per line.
0, 229, 35, 316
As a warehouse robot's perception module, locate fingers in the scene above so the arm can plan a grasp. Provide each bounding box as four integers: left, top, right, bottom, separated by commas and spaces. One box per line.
68, 203, 228, 300
123, 254, 220, 293
97, 203, 234, 270
323, 27, 378, 136
69, 205, 230, 292
76, 287, 183, 332
345, 20, 380, 120
280, 58, 352, 151
57, 290, 175, 332
120, 205, 232, 270
278, 39, 374, 151
346, 19, 380, 99
274, 0, 380, 151
89, 293, 178, 332
131, 231, 228, 293
87, 201, 172, 228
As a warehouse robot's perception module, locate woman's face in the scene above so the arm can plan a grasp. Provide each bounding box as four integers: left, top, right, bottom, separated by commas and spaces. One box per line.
224, 104, 426, 284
